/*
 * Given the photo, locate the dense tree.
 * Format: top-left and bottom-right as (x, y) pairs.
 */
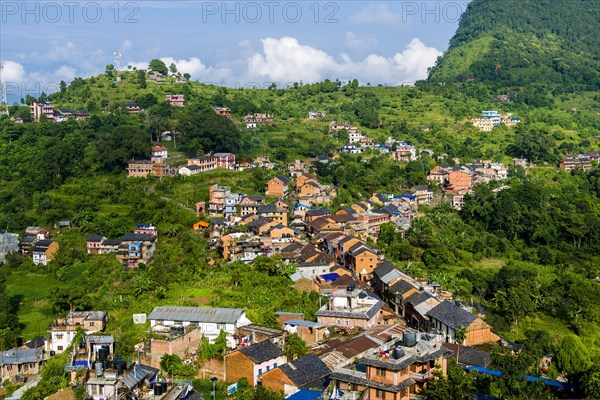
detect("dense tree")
(0, 271), (21, 348)
(92, 125), (151, 172)
(422, 360), (476, 400)
(177, 107), (241, 156)
(581, 366), (600, 399)
(149, 59), (168, 75)
(284, 333), (307, 360)
(555, 335), (591, 377)
(508, 124), (560, 163)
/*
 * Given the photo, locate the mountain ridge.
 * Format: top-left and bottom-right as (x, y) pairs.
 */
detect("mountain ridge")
(427, 0), (600, 89)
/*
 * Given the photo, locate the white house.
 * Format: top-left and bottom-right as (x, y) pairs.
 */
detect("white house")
(46, 311), (108, 354)
(152, 145), (168, 158)
(178, 165), (202, 176)
(148, 306), (252, 343)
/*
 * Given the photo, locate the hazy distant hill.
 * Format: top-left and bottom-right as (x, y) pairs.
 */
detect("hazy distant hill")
(427, 0), (600, 89)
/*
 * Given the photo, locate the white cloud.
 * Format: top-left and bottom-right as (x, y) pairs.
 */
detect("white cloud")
(160, 57), (231, 81)
(121, 40), (133, 51)
(46, 41), (77, 61)
(345, 32), (378, 50)
(247, 37), (337, 83)
(3, 36), (441, 102)
(1, 60), (87, 101)
(126, 57), (231, 82)
(244, 36), (441, 85)
(390, 38), (443, 82)
(126, 61), (149, 71)
(350, 4), (398, 25)
(1, 61), (26, 83)
(54, 65), (78, 82)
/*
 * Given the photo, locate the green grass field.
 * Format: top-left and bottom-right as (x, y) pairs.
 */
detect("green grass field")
(6, 271), (64, 340)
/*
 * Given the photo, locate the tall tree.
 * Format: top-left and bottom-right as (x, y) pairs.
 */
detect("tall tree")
(149, 59), (168, 75)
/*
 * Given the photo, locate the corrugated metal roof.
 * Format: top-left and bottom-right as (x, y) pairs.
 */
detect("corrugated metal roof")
(0, 348), (43, 365)
(284, 319), (326, 328)
(86, 335), (114, 344)
(148, 306), (245, 324)
(121, 364), (158, 389)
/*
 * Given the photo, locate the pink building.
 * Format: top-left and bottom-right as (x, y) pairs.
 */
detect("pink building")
(213, 153), (236, 169)
(166, 94), (185, 107)
(30, 101), (55, 122)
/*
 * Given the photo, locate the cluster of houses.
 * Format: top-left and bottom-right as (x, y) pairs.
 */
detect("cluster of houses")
(471, 110), (520, 132)
(4, 255), (560, 400)
(428, 161), (509, 209)
(204, 174), (433, 266)
(338, 135), (418, 161)
(29, 101), (90, 122)
(8, 226), (60, 266)
(86, 224), (158, 267)
(2, 165), (563, 399)
(559, 151), (600, 172)
(124, 94), (184, 115)
(1, 308), (202, 400)
(329, 121), (374, 146)
(11, 242), (500, 398)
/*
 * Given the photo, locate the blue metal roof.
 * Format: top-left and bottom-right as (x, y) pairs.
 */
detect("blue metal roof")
(286, 390), (323, 400)
(319, 273), (340, 282)
(284, 319), (326, 328)
(464, 366), (575, 389)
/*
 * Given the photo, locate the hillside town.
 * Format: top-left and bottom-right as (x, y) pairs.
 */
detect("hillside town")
(1, 10), (599, 398)
(1, 145), (582, 400)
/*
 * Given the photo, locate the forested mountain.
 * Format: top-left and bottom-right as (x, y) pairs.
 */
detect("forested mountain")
(427, 0), (600, 90)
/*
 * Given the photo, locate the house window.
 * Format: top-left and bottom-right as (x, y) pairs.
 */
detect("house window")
(344, 320), (349, 326)
(266, 366), (270, 372)
(376, 367), (386, 377)
(274, 363), (277, 368)
(58, 346), (64, 351)
(56, 334), (63, 339)
(336, 319), (341, 325)
(89, 322), (95, 326)
(375, 389), (385, 399)
(258, 368), (262, 375)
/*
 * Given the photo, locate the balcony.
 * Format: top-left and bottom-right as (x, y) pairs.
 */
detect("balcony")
(410, 371), (433, 381)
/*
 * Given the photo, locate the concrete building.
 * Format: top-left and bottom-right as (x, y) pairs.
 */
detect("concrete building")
(46, 311), (108, 354)
(148, 306), (252, 343)
(316, 288), (385, 330)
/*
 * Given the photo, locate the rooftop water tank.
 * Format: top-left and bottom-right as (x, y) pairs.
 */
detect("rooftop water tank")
(403, 331), (417, 347)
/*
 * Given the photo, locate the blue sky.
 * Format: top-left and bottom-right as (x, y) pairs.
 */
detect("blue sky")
(1, 1), (470, 101)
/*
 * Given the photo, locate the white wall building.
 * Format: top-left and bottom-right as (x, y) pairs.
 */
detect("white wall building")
(148, 306), (252, 343)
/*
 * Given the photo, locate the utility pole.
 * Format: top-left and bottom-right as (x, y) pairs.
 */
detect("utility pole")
(113, 52), (122, 108)
(0, 60), (9, 116)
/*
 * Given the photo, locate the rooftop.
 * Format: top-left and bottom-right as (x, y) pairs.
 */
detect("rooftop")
(426, 300), (477, 330)
(148, 306), (246, 325)
(238, 340), (283, 364)
(0, 348), (44, 365)
(360, 333), (451, 371)
(278, 353), (331, 387)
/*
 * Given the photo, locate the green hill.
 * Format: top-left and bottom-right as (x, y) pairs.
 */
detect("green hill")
(427, 0), (600, 89)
